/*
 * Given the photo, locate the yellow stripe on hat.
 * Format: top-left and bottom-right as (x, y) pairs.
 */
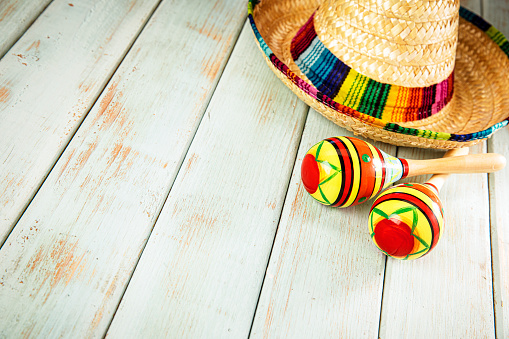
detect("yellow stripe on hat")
(334, 70), (369, 109)
(380, 86), (399, 121)
(350, 73), (369, 111)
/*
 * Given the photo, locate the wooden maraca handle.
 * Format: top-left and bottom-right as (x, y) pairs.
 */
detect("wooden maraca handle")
(425, 147), (469, 192)
(406, 153), (506, 177)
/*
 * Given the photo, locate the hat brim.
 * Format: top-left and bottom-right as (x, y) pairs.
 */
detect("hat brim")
(248, 0), (509, 149)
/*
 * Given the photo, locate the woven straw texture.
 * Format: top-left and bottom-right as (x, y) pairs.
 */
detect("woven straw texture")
(250, 0), (509, 149)
(314, 0), (459, 87)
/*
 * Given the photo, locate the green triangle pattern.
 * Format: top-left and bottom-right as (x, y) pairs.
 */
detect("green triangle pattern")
(312, 141), (342, 205)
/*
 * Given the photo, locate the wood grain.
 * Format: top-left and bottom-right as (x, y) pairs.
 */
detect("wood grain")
(106, 21), (308, 338)
(0, 0), (506, 336)
(249, 111), (395, 338)
(0, 0), (245, 337)
(0, 0), (53, 58)
(488, 131), (509, 339)
(379, 142), (495, 338)
(484, 0), (509, 337)
(0, 0), (160, 245)
(405, 153), (506, 177)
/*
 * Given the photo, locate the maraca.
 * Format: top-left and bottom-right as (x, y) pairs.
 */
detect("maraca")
(368, 147), (468, 260)
(301, 136), (505, 208)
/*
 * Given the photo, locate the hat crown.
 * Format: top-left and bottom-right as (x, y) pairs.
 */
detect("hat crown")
(314, 0), (460, 87)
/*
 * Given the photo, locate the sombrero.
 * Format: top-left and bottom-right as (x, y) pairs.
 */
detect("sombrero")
(248, 0), (509, 148)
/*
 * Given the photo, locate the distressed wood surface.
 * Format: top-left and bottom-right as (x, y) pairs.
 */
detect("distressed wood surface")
(106, 22), (308, 338)
(379, 143), (495, 338)
(0, 0), (508, 337)
(0, 0), (245, 337)
(484, 0), (509, 337)
(249, 112), (393, 338)
(0, 0), (161, 245)
(489, 132), (509, 339)
(0, 0), (53, 58)
(489, 131), (509, 339)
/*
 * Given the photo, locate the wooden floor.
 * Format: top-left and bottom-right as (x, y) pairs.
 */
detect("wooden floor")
(0, 0), (508, 337)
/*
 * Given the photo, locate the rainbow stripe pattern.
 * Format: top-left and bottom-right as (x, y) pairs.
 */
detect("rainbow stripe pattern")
(248, 0), (509, 142)
(369, 183), (444, 260)
(301, 137), (408, 208)
(290, 13), (454, 122)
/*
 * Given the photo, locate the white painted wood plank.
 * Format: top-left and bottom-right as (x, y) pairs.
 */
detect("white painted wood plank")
(106, 22), (308, 339)
(0, 0), (246, 337)
(489, 130), (509, 339)
(461, 0), (482, 12)
(484, 0), (509, 337)
(489, 131), (509, 339)
(249, 111), (395, 338)
(0, 0), (161, 244)
(379, 142), (495, 338)
(0, 0), (53, 58)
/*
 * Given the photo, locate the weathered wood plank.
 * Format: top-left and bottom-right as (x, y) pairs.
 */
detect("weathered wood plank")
(379, 142), (495, 338)
(0, 0), (161, 245)
(0, 0), (53, 58)
(461, 0), (482, 12)
(249, 111), (395, 338)
(484, 0), (509, 337)
(106, 22), (308, 338)
(488, 130), (509, 339)
(0, 0), (246, 337)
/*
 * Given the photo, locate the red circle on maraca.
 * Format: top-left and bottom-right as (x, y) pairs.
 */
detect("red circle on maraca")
(369, 182), (445, 260)
(373, 218), (415, 257)
(301, 153), (320, 194)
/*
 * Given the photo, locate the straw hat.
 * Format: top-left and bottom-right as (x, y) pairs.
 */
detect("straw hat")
(248, 0), (509, 148)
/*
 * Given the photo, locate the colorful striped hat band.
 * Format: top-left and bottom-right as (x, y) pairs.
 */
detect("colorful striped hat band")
(290, 13), (454, 123)
(248, 0), (509, 148)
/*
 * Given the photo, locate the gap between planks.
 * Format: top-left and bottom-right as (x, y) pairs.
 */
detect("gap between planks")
(246, 105), (311, 338)
(0, 0), (248, 337)
(103, 13), (247, 335)
(0, 0), (54, 59)
(0, 0), (166, 251)
(0, 0), (164, 246)
(105, 19), (310, 338)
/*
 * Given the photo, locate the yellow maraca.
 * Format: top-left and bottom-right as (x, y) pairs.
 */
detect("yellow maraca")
(301, 137), (505, 208)
(368, 148), (469, 260)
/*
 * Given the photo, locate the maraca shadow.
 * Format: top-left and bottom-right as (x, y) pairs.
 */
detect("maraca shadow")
(301, 137), (408, 208)
(369, 183), (444, 260)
